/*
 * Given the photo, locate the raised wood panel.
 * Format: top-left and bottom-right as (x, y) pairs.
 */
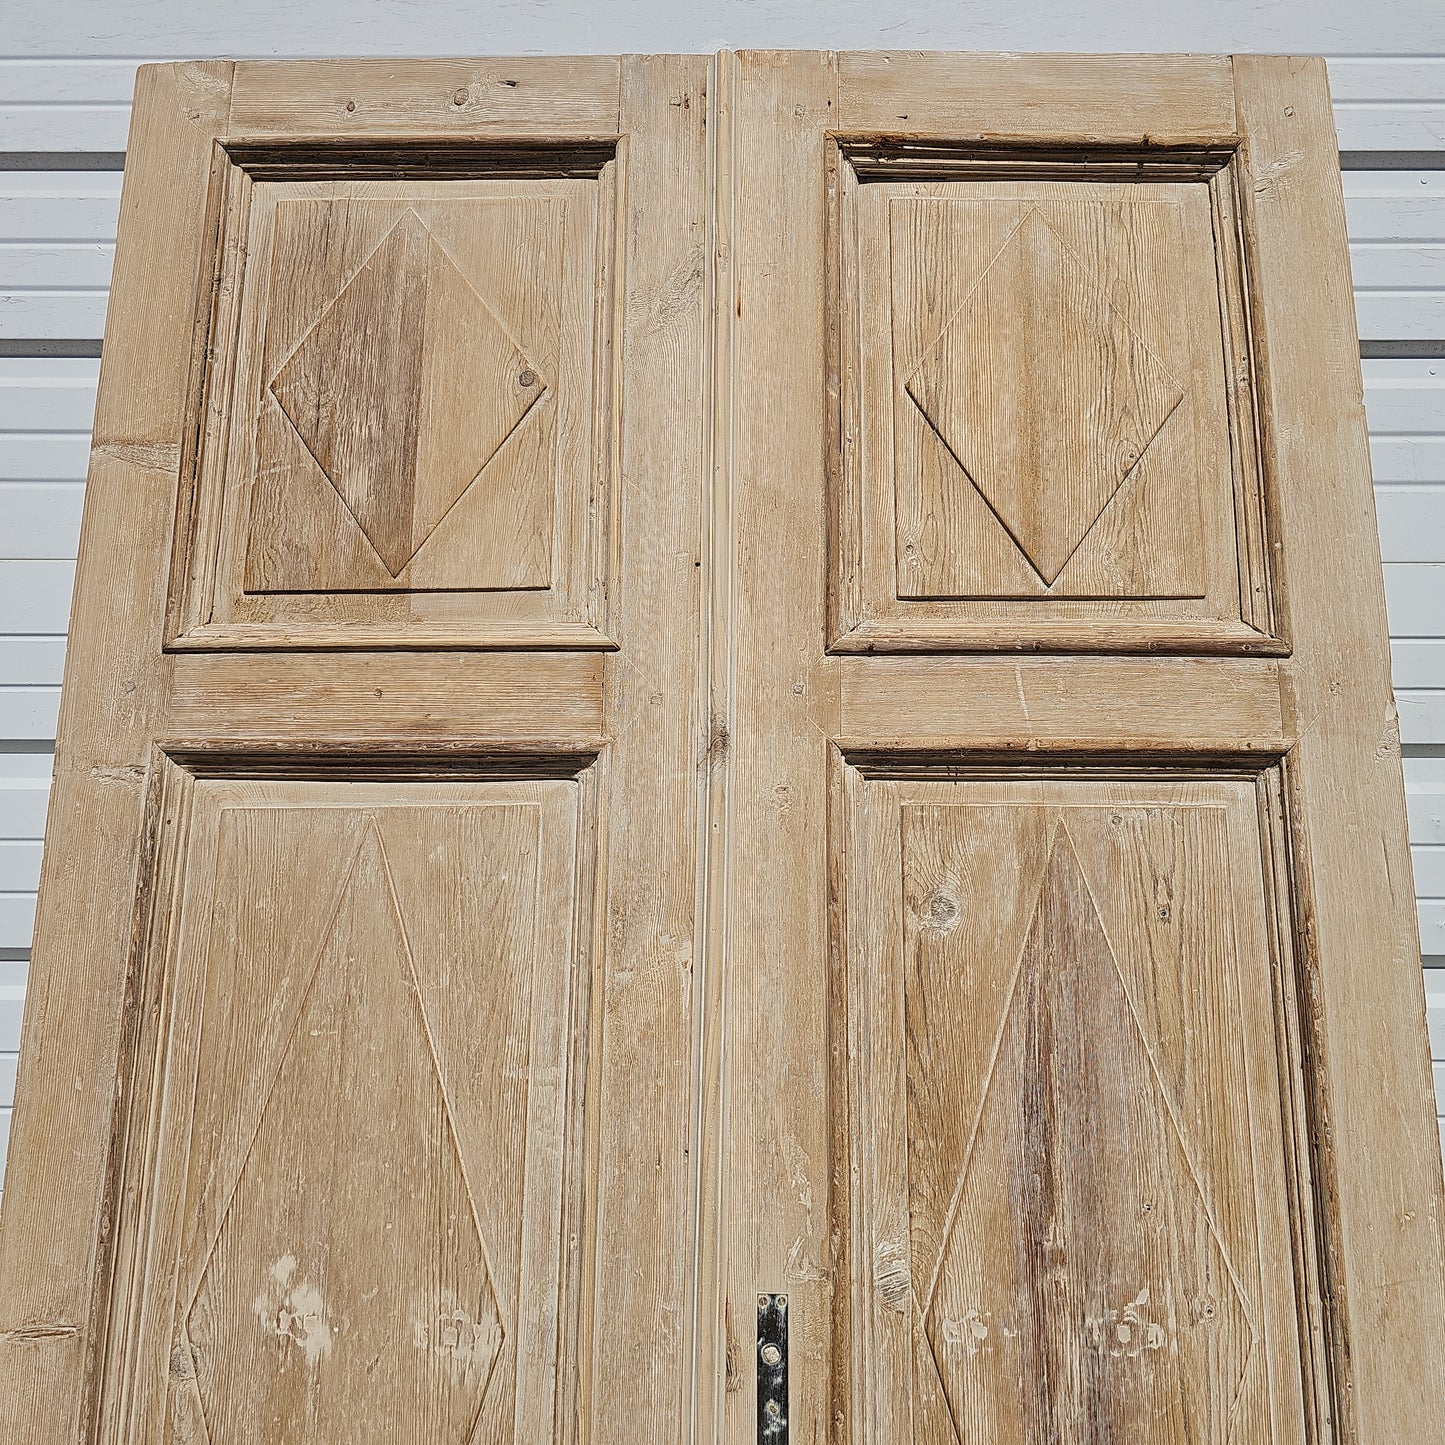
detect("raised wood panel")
(172, 157), (619, 650)
(99, 767), (596, 1445)
(837, 770), (1316, 1444)
(831, 151), (1278, 654)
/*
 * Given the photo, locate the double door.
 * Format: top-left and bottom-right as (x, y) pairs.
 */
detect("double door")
(1, 50), (1441, 1445)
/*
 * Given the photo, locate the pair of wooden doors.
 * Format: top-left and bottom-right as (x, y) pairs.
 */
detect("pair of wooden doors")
(1, 49), (1442, 1445)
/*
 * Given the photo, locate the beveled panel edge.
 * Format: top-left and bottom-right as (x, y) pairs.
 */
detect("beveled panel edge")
(825, 750), (1339, 1442)
(89, 751), (605, 1443)
(164, 136), (624, 654)
(825, 137), (1285, 658)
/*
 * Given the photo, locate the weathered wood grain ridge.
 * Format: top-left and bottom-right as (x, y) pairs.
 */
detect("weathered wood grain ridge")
(0, 50), (1440, 1445)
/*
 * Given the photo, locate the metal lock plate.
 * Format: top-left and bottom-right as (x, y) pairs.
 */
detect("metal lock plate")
(757, 1293), (787, 1445)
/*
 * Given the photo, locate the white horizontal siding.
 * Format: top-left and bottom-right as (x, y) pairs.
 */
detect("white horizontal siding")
(1330, 58), (1445, 149)
(1344, 171), (1445, 340)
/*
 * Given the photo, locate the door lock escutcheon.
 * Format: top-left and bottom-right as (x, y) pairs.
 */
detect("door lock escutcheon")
(757, 1293), (787, 1444)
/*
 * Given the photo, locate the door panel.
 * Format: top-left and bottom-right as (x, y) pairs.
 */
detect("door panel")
(837, 168), (1266, 645)
(107, 774), (593, 1445)
(715, 48), (1445, 1445)
(837, 775), (1310, 1444)
(174, 160), (617, 648)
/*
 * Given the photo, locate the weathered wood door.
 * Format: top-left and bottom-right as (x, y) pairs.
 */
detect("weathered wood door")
(0, 56), (713, 1445)
(701, 50), (1445, 1445)
(2, 50), (1443, 1445)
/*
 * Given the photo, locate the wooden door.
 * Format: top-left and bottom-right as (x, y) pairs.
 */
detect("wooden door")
(703, 49), (1445, 1445)
(2, 50), (1443, 1445)
(0, 57), (714, 1445)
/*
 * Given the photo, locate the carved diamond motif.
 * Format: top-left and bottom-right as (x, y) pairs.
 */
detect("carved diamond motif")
(184, 822), (505, 1445)
(905, 208), (1185, 586)
(269, 209), (545, 577)
(915, 827), (1253, 1443)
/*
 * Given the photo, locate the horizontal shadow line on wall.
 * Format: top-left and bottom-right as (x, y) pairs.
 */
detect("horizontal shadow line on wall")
(0, 340), (102, 358)
(1360, 340), (1445, 358)
(0, 151), (126, 171)
(1340, 150), (1445, 170)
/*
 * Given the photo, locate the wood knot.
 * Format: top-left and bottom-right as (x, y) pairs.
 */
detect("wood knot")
(920, 889), (959, 930)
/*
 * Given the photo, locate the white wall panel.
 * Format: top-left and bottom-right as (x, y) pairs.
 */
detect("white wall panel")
(0, 638), (65, 687)
(0, 484), (85, 558)
(0, 689), (61, 740)
(0, 895), (36, 953)
(0, 560), (75, 634)
(0, 777), (48, 836)
(0, 358), (100, 430)
(1395, 641), (1445, 687)
(0, 843), (40, 894)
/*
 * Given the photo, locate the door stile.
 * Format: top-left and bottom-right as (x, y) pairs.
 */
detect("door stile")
(693, 46), (741, 1445)
(1232, 57), (1445, 1441)
(717, 47), (847, 1445)
(0, 64), (237, 1445)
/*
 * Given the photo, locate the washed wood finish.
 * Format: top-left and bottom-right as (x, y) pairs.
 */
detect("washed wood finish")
(835, 155), (1274, 653)
(2, 48), (1442, 1445)
(174, 160), (616, 648)
(0, 56), (712, 1445)
(838, 777), (1308, 1444)
(712, 48), (1443, 1445)
(108, 776), (590, 1445)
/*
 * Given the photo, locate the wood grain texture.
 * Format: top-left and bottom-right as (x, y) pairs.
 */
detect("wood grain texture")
(835, 52), (1237, 139)
(102, 776), (590, 1445)
(840, 657), (1288, 756)
(832, 151), (1276, 653)
(176, 161), (617, 649)
(715, 47), (844, 1445)
(0, 63), (235, 1445)
(837, 776), (1310, 1445)
(229, 56), (623, 139)
(0, 54), (711, 1445)
(583, 53), (711, 1445)
(3, 47), (1442, 1445)
(1232, 55), (1445, 1439)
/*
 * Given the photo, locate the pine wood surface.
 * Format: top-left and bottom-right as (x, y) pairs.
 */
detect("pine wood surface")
(0, 48), (1440, 1445)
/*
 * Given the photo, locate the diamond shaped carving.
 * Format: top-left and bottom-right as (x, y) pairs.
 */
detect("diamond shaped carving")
(913, 828), (1253, 1443)
(269, 209), (545, 577)
(184, 822), (505, 1445)
(905, 208), (1185, 586)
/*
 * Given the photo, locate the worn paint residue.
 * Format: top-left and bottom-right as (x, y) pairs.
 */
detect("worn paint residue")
(939, 1307), (991, 1357)
(1085, 1285), (1172, 1359)
(252, 1254), (333, 1367)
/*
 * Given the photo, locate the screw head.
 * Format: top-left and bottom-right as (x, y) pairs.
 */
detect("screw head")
(760, 1342), (782, 1367)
